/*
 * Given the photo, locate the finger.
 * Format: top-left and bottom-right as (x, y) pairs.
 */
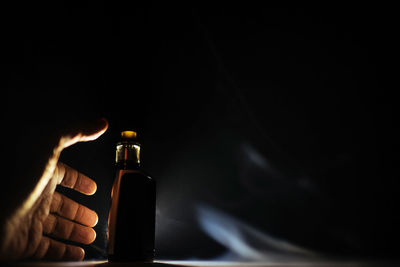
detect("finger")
(78, 117), (109, 142)
(61, 118), (109, 149)
(51, 192), (98, 227)
(33, 236), (85, 261)
(57, 163), (97, 195)
(43, 214), (96, 245)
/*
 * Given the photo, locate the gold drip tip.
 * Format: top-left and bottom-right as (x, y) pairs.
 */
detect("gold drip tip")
(121, 130), (137, 139)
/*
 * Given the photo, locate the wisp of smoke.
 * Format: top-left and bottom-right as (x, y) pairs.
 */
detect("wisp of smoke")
(196, 204), (319, 262)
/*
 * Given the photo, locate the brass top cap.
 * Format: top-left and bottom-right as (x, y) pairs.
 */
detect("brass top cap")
(121, 130), (137, 139)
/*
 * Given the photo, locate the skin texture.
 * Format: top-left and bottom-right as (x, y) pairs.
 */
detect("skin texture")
(0, 118), (108, 261)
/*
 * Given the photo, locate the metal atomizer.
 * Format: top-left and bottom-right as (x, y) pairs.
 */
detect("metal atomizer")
(107, 131), (156, 262)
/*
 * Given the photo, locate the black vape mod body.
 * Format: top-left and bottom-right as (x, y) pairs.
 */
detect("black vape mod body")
(108, 131), (156, 262)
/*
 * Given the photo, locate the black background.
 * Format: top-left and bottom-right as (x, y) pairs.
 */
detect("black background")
(2, 3), (400, 261)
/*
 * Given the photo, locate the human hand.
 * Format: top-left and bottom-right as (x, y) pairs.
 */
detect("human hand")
(0, 118), (108, 261)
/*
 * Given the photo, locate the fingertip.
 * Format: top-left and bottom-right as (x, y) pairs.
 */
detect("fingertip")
(93, 212), (99, 227)
(78, 247), (85, 261)
(86, 228), (97, 244)
(91, 228), (97, 243)
(79, 117), (109, 142)
(94, 117), (109, 136)
(87, 181), (97, 195)
(82, 179), (97, 196)
(88, 210), (99, 227)
(99, 117), (109, 130)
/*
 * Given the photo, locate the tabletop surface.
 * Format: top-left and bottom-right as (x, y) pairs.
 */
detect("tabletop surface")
(1, 259), (400, 267)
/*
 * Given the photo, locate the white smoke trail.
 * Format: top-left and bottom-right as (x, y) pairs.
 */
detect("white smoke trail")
(196, 204), (318, 262)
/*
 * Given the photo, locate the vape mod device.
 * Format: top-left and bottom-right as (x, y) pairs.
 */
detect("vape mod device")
(108, 131), (156, 262)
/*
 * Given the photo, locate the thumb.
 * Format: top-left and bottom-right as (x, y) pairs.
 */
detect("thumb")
(59, 118), (109, 149)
